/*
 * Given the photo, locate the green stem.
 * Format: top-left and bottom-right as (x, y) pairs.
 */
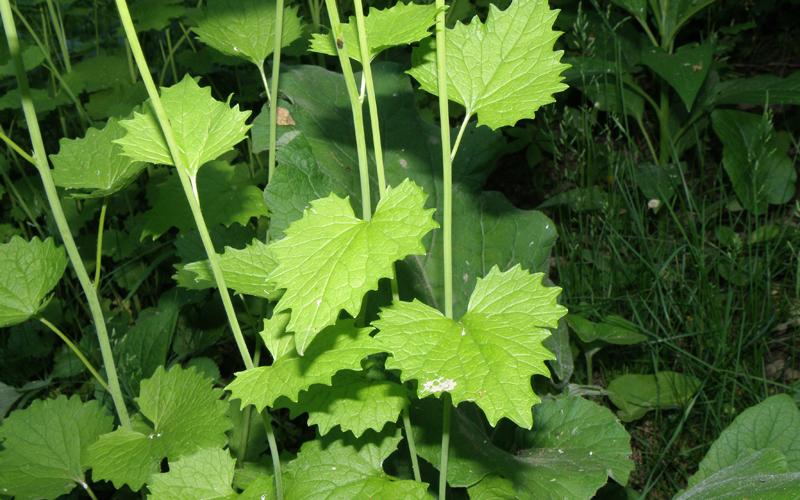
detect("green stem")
(257, 64), (272, 108)
(434, 0), (453, 320)
(439, 393), (452, 499)
(39, 317), (110, 392)
(45, 0), (70, 72)
(267, 0), (285, 182)
(434, 1), (453, 497)
(450, 113), (470, 162)
(322, 0), (372, 220)
(94, 199), (108, 290)
(113, 0), (253, 368)
(262, 410), (283, 499)
(0, 0), (131, 428)
(401, 408), (422, 482)
(0, 129), (36, 165)
(112, 1), (282, 492)
(81, 480), (99, 500)
(352, 0), (387, 197)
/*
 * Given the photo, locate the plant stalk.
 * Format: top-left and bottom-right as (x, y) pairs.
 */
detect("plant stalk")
(112, 1), (282, 495)
(39, 317), (110, 392)
(322, 0), (372, 220)
(401, 408), (422, 482)
(94, 198), (108, 290)
(434, 0), (453, 496)
(0, 0), (131, 428)
(267, 0), (285, 181)
(352, 0), (387, 196)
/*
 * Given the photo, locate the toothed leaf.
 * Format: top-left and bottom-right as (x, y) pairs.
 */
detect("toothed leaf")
(116, 75), (251, 177)
(147, 448), (236, 499)
(194, 0), (304, 67)
(309, 2), (436, 63)
(269, 179), (437, 354)
(87, 366), (231, 491)
(0, 236), (67, 328)
(408, 0), (569, 129)
(51, 118), (148, 198)
(284, 370), (408, 437)
(375, 265), (566, 428)
(226, 321), (382, 411)
(177, 239), (278, 299)
(0, 396), (113, 500)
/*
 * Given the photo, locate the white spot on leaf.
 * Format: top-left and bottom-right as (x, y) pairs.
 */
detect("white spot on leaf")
(421, 377), (456, 394)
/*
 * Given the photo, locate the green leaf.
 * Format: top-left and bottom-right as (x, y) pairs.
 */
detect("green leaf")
(607, 371), (700, 422)
(116, 292), (180, 394)
(141, 162), (268, 239)
(0, 396), (113, 500)
(566, 314), (647, 345)
(413, 396), (632, 497)
(86, 83), (148, 120)
(177, 239), (278, 299)
(147, 448), (236, 499)
(641, 43), (713, 110)
(194, 0), (304, 67)
(0, 236), (67, 328)
(715, 71), (800, 106)
(64, 53), (132, 94)
(51, 117), (148, 198)
(279, 426), (428, 499)
(116, 75), (251, 178)
(688, 394), (800, 487)
(259, 310), (293, 361)
(128, 0), (186, 32)
(87, 365), (231, 490)
(309, 2), (436, 63)
(578, 80), (644, 120)
(284, 370), (408, 437)
(610, 0), (647, 22)
(270, 64), (557, 316)
(375, 265), (566, 428)
(655, 0), (716, 45)
(408, 0), (568, 129)
(226, 320), (382, 411)
(676, 448), (800, 499)
(711, 109), (797, 214)
(269, 179), (437, 354)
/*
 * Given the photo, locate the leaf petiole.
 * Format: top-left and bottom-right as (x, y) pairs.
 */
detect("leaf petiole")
(39, 317), (110, 392)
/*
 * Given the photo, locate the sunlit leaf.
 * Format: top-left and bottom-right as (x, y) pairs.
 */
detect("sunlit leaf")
(147, 448), (236, 499)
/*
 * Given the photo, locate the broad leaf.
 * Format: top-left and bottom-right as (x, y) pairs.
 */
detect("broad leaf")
(269, 179), (437, 354)
(641, 43), (713, 110)
(116, 292), (180, 394)
(611, 0), (647, 22)
(51, 117), (147, 198)
(64, 53), (132, 94)
(277, 426), (428, 499)
(0, 237), (67, 328)
(414, 396), (632, 497)
(226, 321), (382, 411)
(0, 396), (113, 500)
(408, 0), (569, 129)
(177, 239), (278, 299)
(259, 310), (293, 361)
(87, 365), (231, 490)
(117, 75), (251, 178)
(607, 371), (700, 422)
(309, 2), (436, 63)
(687, 394), (800, 486)
(375, 265), (566, 428)
(566, 314), (647, 345)
(711, 109), (797, 214)
(141, 162), (268, 239)
(715, 71), (800, 106)
(194, 0), (304, 67)
(654, 0), (716, 45)
(268, 64), (557, 316)
(284, 370), (408, 437)
(147, 448), (236, 499)
(128, 0), (186, 32)
(676, 448), (800, 499)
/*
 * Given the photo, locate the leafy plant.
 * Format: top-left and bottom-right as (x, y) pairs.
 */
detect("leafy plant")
(0, 0), (797, 498)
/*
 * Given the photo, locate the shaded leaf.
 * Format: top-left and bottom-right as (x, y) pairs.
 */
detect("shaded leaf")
(0, 396), (113, 499)
(194, 0), (304, 67)
(148, 448), (236, 499)
(51, 118), (147, 198)
(607, 371), (700, 422)
(227, 321), (382, 411)
(642, 43), (714, 110)
(0, 237), (67, 328)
